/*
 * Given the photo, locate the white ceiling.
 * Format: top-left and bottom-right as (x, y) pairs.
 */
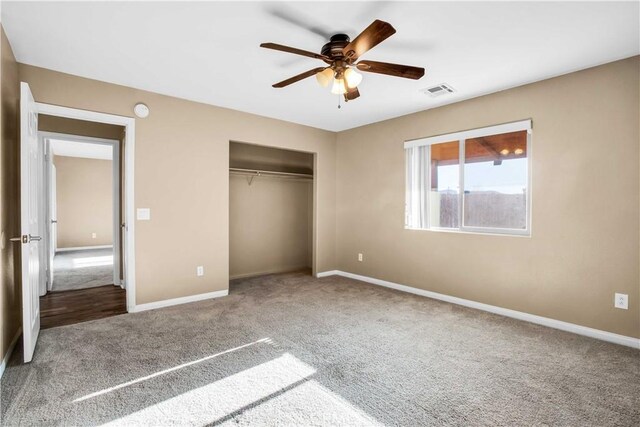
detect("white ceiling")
(2, 2), (638, 132)
(50, 139), (113, 160)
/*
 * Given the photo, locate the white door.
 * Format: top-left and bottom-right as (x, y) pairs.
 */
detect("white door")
(20, 82), (41, 363)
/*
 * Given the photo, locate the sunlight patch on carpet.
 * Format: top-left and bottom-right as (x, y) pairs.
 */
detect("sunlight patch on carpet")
(95, 353), (331, 426)
(74, 337), (272, 402)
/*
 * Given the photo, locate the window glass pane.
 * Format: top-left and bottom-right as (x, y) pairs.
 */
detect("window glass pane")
(463, 130), (528, 229)
(430, 141), (459, 228)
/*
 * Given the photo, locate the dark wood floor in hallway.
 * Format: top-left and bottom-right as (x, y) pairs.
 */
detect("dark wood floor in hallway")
(40, 285), (127, 329)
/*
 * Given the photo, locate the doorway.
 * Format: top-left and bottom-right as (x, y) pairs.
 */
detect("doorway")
(43, 131), (121, 292)
(38, 120), (125, 328)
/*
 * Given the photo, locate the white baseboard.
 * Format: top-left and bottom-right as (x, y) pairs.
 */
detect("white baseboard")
(57, 245), (113, 252)
(316, 270), (339, 278)
(231, 266), (311, 280)
(0, 327), (22, 380)
(319, 270), (640, 350)
(132, 289), (229, 313)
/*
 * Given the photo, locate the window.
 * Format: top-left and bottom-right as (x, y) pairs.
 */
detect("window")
(405, 120), (531, 236)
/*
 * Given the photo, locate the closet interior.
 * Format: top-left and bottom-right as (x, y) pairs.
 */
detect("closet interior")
(229, 141), (314, 280)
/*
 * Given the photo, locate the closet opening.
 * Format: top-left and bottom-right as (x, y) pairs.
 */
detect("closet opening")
(229, 141), (315, 284)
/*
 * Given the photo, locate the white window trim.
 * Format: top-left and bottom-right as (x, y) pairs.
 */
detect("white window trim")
(404, 119), (532, 149)
(405, 119), (532, 237)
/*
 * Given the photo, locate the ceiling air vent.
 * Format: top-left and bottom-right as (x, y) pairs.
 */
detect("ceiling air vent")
(423, 83), (455, 97)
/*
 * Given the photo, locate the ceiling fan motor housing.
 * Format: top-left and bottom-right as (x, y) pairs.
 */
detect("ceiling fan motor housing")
(321, 34), (351, 60)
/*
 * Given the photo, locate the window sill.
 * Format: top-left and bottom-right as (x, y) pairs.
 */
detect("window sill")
(404, 226), (531, 238)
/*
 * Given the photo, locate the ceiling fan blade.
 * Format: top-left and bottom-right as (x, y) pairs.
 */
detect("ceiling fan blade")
(344, 87), (360, 101)
(356, 60), (425, 80)
(342, 20), (396, 60)
(266, 7), (333, 40)
(272, 67), (328, 88)
(261, 43), (330, 62)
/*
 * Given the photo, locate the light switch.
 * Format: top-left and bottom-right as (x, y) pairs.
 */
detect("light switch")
(137, 208), (151, 221)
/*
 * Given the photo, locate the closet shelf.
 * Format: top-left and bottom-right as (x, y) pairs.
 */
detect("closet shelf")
(229, 167), (313, 180)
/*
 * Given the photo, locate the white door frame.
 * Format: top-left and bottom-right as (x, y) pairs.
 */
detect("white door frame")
(47, 160), (57, 291)
(36, 103), (136, 312)
(40, 132), (122, 289)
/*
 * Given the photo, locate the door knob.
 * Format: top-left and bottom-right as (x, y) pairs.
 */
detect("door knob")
(11, 235), (41, 243)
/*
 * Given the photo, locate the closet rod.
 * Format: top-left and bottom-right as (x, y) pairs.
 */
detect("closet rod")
(229, 167), (313, 179)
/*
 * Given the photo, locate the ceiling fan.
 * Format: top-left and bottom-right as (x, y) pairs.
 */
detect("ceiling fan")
(260, 20), (425, 102)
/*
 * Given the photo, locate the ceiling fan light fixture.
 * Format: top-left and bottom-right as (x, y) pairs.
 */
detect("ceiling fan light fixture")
(344, 67), (363, 89)
(316, 68), (334, 87)
(331, 78), (347, 95)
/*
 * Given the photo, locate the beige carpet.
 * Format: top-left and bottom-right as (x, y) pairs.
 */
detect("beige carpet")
(2, 271), (638, 426)
(52, 248), (114, 291)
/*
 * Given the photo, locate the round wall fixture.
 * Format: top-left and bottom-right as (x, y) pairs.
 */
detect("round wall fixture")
(134, 103), (150, 118)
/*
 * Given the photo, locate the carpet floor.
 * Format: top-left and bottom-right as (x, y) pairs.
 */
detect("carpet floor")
(1, 272), (638, 426)
(52, 248), (114, 292)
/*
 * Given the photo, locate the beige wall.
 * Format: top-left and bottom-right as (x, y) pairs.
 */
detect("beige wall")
(230, 176), (312, 279)
(336, 56), (640, 338)
(18, 64), (337, 305)
(53, 155), (113, 248)
(40, 115), (124, 140)
(0, 27), (21, 364)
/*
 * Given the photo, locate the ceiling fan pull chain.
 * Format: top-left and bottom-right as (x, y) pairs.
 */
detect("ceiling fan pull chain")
(338, 95), (341, 109)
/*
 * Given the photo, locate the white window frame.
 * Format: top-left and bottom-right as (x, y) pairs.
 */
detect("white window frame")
(405, 119), (532, 237)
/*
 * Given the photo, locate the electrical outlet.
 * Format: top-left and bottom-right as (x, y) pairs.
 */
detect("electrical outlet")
(91, 233), (97, 239)
(358, 253), (363, 262)
(614, 293), (628, 310)
(196, 266), (204, 277)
